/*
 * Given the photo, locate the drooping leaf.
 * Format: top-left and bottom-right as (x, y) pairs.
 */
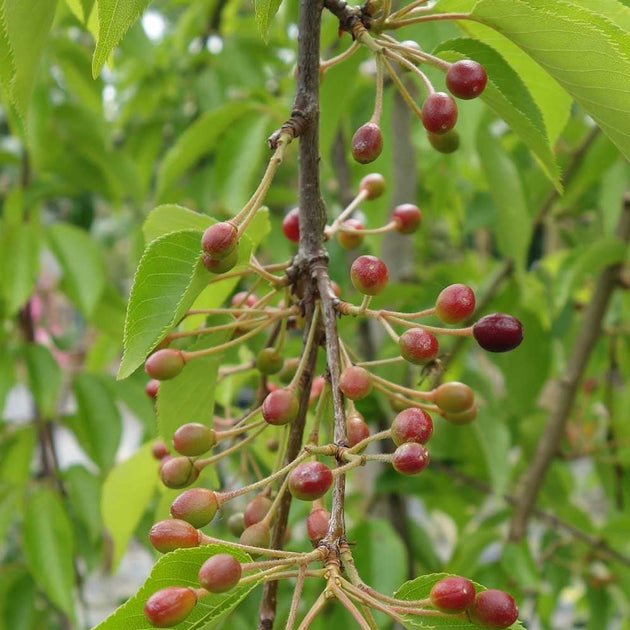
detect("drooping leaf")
(22, 344), (62, 418)
(434, 38), (559, 185)
(155, 102), (257, 201)
(47, 223), (106, 318)
(63, 465), (103, 544)
(476, 121), (531, 275)
(102, 442), (158, 571)
(23, 487), (75, 621)
(254, 0), (282, 42)
(93, 545), (260, 630)
(1, 0), (57, 118)
(470, 0), (630, 162)
(118, 229), (208, 379)
(92, 0), (153, 77)
(68, 373), (122, 471)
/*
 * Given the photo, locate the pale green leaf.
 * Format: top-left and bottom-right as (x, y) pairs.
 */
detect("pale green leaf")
(434, 38), (559, 186)
(476, 121), (531, 274)
(2, 0), (57, 118)
(0, 426), (36, 485)
(157, 322), (231, 444)
(93, 545), (259, 630)
(143, 205), (212, 244)
(395, 573), (525, 629)
(47, 223), (106, 318)
(117, 229), (208, 379)
(23, 487), (75, 621)
(92, 0), (152, 77)
(472, 406), (510, 496)
(0, 221), (39, 317)
(69, 373), (122, 471)
(0, 2), (14, 94)
(156, 102), (256, 201)
(22, 344), (62, 419)
(254, 0), (282, 42)
(102, 442), (158, 571)
(63, 465), (102, 544)
(471, 0), (630, 162)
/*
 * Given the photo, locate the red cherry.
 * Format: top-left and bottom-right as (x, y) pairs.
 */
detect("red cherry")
(282, 207), (300, 242)
(337, 219), (365, 249)
(422, 92), (458, 134)
(339, 365), (372, 400)
(149, 519), (200, 553)
(347, 413), (370, 447)
(359, 173), (386, 200)
(145, 349), (185, 381)
(231, 291), (258, 309)
(351, 122), (383, 164)
(144, 586), (197, 627)
(468, 589), (518, 628)
(473, 313), (523, 352)
(146, 379), (160, 399)
(289, 461), (333, 501)
(391, 204), (422, 234)
(170, 488), (219, 528)
(350, 255), (389, 296)
(306, 508), (330, 543)
(198, 553), (242, 593)
(173, 423), (216, 457)
(201, 221), (238, 259)
(159, 456), (199, 489)
(392, 442), (429, 475)
(244, 495), (273, 527)
(446, 60), (487, 100)
(399, 328), (438, 364)
(262, 388), (299, 425)
(152, 440), (169, 460)
(391, 408), (433, 446)
(435, 284), (476, 324)
(429, 576), (476, 612)
(433, 382), (474, 414)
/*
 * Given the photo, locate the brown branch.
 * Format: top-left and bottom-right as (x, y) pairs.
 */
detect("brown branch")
(508, 193), (630, 541)
(432, 461), (630, 568)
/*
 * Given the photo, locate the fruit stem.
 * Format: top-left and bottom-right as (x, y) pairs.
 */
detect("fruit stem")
(215, 416), (266, 441)
(331, 584), (373, 630)
(242, 549), (324, 573)
(387, 0), (431, 21)
(358, 295), (372, 315)
(385, 12), (471, 29)
(381, 56), (426, 120)
(378, 34), (452, 72)
(320, 40), (360, 73)
(346, 429), (392, 454)
(285, 564), (308, 630)
(289, 304), (321, 388)
(339, 220), (396, 235)
(307, 380), (331, 445)
(295, 590), (327, 630)
(377, 314), (400, 342)
(370, 54), (385, 125)
(198, 533), (307, 558)
(166, 316), (270, 340)
(370, 374), (435, 401)
(196, 425), (267, 471)
(384, 48), (435, 95)
(328, 189), (369, 235)
(385, 315), (474, 336)
(249, 255), (288, 286)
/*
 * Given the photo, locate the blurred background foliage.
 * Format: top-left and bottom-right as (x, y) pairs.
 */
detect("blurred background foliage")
(0, 0), (629, 628)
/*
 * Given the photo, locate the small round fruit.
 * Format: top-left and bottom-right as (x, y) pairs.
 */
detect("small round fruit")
(227, 512), (245, 537)
(144, 586), (197, 627)
(278, 357), (299, 384)
(173, 423), (216, 457)
(309, 375), (326, 405)
(201, 221), (238, 259)
(435, 284), (476, 324)
(359, 173), (386, 200)
(468, 589), (518, 628)
(391, 408), (433, 446)
(427, 129), (460, 153)
(307, 508), (330, 543)
(145, 349), (185, 381)
(337, 219), (365, 249)
(352, 122), (383, 164)
(399, 328), (439, 364)
(170, 488), (219, 528)
(198, 554), (242, 593)
(160, 456), (199, 489)
(146, 379), (160, 399)
(152, 440), (169, 460)
(149, 519), (200, 553)
(442, 404), (478, 425)
(446, 60), (487, 100)
(244, 495), (273, 528)
(202, 247), (238, 274)
(433, 382), (474, 414)
(339, 365), (372, 401)
(392, 442), (429, 475)
(473, 313), (523, 352)
(392, 204), (422, 234)
(347, 413), (370, 447)
(239, 522), (271, 549)
(256, 348), (284, 375)
(289, 461), (333, 501)
(430, 576), (476, 612)
(350, 255), (389, 296)
(262, 388), (299, 425)
(422, 92), (458, 134)
(282, 207), (300, 242)
(231, 291), (258, 309)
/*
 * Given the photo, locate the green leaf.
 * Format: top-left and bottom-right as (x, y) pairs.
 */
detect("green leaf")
(102, 442), (158, 571)
(157, 322), (231, 444)
(1, 0), (57, 118)
(63, 465), (102, 544)
(117, 229), (209, 379)
(395, 573), (525, 629)
(434, 38), (559, 186)
(254, 0), (282, 42)
(143, 205), (212, 244)
(0, 221), (39, 317)
(92, 0), (152, 77)
(93, 546), (260, 630)
(470, 0), (630, 163)
(473, 405), (510, 496)
(476, 121), (531, 275)
(155, 102), (256, 201)
(22, 344), (62, 419)
(69, 373), (122, 471)
(23, 487), (75, 621)
(0, 426), (36, 485)
(47, 223), (106, 318)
